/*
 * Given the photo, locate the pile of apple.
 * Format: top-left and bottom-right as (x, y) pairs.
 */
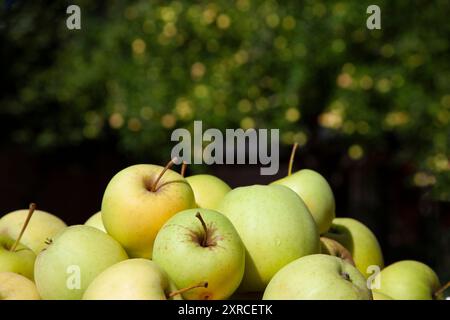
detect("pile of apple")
(0, 145), (448, 300)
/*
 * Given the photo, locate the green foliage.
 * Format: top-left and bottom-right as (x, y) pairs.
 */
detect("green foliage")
(2, 0), (450, 198)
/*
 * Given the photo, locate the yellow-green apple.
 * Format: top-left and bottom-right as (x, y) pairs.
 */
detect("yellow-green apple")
(84, 212), (105, 232)
(0, 204), (37, 280)
(271, 169), (335, 234)
(0, 235), (35, 280)
(324, 217), (384, 278)
(217, 184), (319, 292)
(152, 208), (245, 300)
(34, 225), (128, 300)
(185, 175), (231, 209)
(0, 208), (66, 254)
(372, 291), (393, 300)
(101, 163), (195, 258)
(263, 254), (372, 300)
(373, 260), (443, 300)
(83, 259), (187, 300)
(0, 272), (40, 300)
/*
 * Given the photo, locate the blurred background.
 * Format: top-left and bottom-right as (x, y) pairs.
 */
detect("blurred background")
(0, 1), (449, 281)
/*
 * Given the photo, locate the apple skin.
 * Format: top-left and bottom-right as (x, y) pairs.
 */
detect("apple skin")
(323, 217), (384, 278)
(0, 272), (40, 300)
(186, 175), (231, 210)
(83, 259), (181, 300)
(84, 212), (105, 233)
(152, 208), (245, 300)
(217, 184), (319, 293)
(271, 169), (335, 234)
(34, 225), (128, 300)
(373, 260), (441, 300)
(0, 235), (36, 280)
(263, 254), (372, 300)
(372, 291), (393, 300)
(101, 164), (195, 258)
(0, 209), (67, 254)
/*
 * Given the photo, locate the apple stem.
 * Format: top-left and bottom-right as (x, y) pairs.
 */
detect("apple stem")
(151, 157), (178, 192)
(168, 281), (208, 298)
(288, 142), (299, 176)
(434, 280), (450, 298)
(10, 203), (36, 252)
(320, 237), (356, 266)
(181, 161), (187, 177)
(195, 212), (209, 247)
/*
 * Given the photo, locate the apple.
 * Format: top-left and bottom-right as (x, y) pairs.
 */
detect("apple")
(0, 207), (66, 254)
(101, 162), (195, 258)
(82, 258), (192, 300)
(185, 175), (231, 209)
(84, 212), (105, 233)
(323, 217), (384, 278)
(0, 203), (37, 280)
(271, 169), (335, 235)
(372, 291), (393, 300)
(0, 272), (40, 300)
(34, 225), (128, 300)
(0, 235), (35, 280)
(217, 184), (319, 292)
(263, 254), (372, 300)
(373, 260), (443, 300)
(152, 208), (245, 300)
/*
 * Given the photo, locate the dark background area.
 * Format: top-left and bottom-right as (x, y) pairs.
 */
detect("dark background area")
(0, 0), (449, 282)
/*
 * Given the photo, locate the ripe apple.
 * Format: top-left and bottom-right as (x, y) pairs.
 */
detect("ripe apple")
(84, 212), (105, 232)
(101, 163), (195, 258)
(0, 208), (66, 254)
(0, 235), (35, 280)
(34, 225), (128, 300)
(83, 259), (187, 300)
(271, 169), (335, 235)
(217, 184), (319, 292)
(152, 208), (245, 300)
(323, 217), (384, 278)
(263, 254), (372, 300)
(185, 174), (231, 209)
(0, 203), (37, 280)
(373, 260), (442, 300)
(0, 272), (40, 300)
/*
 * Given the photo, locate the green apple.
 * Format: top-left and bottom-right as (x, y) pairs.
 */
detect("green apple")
(84, 212), (105, 232)
(186, 174), (231, 209)
(34, 225), (128, 300)
(373, 260), (442, 300)
(83, 258), (185, 300)
(324, 217), (384, 278)
(271, 169), (335, 234)
(101, 163), (195, 258)
(0, 208), (66, 254)
(217, 184), (319, 292)
(153, 208), (245, 300)
(372, 291), (393, 300)
(263, 254), (372, 300)
(0, 235), (35, 280)
(0, 272), (40, 300)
